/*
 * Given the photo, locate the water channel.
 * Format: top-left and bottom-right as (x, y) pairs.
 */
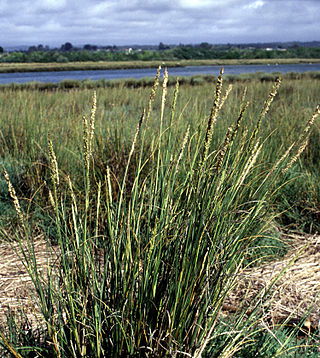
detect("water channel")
(0, 63), (319, 84)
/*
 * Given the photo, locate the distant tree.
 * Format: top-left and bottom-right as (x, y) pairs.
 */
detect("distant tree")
(5, 51), (27, 62)
(158, 42), (169, 51)
(28, 46), (37, 53)
(84, 44), (98, 51)
(61, 42), (73, 51)
(199, 42), (211, 49)
(56, 54), (69, 63)
(0, 46), (3, 53)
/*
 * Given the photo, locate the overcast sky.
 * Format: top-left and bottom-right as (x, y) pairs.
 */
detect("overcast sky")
(0, 0), (319, 48)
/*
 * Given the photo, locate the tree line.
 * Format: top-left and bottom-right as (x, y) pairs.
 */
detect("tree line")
(0, 42), (319, 63)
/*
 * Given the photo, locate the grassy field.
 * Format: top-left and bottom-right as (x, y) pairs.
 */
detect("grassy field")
(1, 57), (320, 73)
(0, 69), (320, 356)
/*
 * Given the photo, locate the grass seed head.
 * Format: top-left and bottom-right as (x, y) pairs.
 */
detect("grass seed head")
(2, 166), (25, 228)
(203, 67), (224, 162)
(216, 126), (233, 173)
(283, 135), (310, 174)
(218, 84), (233, 111)
(145, 65), (161, 125)
(83, 114), (89, 161)
(160, 67), (169, 125)
(303, 104), (320, 136)
(230, 101), (249, 144)
(241, 86), (248, 104)
(259, 77), (281, 124)
(89, 90), (96, 142)
(47, 134), (59, 186)
(176, 126), (190, 170)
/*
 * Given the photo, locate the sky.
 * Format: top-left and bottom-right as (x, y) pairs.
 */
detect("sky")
(0, 0), (319, 48)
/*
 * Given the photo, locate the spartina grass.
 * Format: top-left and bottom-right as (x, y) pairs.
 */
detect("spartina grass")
(230, 100), (249, 143)
(302, 104), (320, 137)
(249, 77), (281, 147)
(160, 67), (168, 126)
(218, 84), (233, 112)
(202, 67), (224, 163)
(175, 125), (190, 172)
(216, 126), (233, 173)
(281, 104), (319, 174)
(83, 91), (96, 196)
(89, 90), (96, 143)
(47, 135), (59, 187)
(241, 85), (248, 104)
(236, 139), (262, 189)
(1, 70), (320, 357)
(1, 166), (25, 230)
(283, 134), (311, 174)
(145, 65), (161, 126)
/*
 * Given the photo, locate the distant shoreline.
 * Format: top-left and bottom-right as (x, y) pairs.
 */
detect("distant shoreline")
(1, 58), (320, 73)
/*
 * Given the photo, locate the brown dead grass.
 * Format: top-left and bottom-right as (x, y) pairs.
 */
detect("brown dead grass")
(224, 232), (320, 331)
(0, 235), (56, 329)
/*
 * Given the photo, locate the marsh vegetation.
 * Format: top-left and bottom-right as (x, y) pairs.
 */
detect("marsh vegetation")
(0, 69), (319, 357)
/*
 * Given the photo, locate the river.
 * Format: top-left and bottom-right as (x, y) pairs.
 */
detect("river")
(0, 63), (320, 84)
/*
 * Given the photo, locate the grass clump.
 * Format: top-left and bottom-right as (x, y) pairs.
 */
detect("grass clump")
(0, 68), (319, 357)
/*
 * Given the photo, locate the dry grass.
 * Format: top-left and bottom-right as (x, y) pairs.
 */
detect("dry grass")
(0, 235), (55, 329)
(224, 232), (320, 331)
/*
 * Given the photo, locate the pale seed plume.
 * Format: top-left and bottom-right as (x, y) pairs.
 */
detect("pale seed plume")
(83, 114), (89, 166)
(218, 84), (233, 112)
(250, 78), (281, 145)
(283, 135), (310, 174)
(145, 65), (161, 125)
(203, 67), (224, 162)
(303, 104), (320, 137)
(89, 91), (97, 143)
(237, 140), (262, 188)
(176, 126), (190, 170)
(230, 101), (249, 144)
(2, 166), (25, 228)
(241, 86), (248, 105)
(48, 189), (55, 209)
(47, 134), (59, 186)
(160, 67), (168, 126)
(260, 77), (281, 121)
(170, 79), (180, 124)
(83, 92), (97, 176)
(216, 126), (233, 173)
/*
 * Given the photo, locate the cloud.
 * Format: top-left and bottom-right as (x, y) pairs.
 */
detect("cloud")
(0, 0), (319, 47)
(178, 0), (216, 9)
(245, 0), (264, 9)
(38, 0), (67, 11)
